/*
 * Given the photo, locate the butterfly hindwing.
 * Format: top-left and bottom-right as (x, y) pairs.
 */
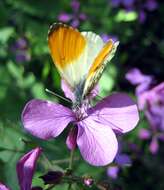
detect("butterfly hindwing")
(83, 40), (119, 98)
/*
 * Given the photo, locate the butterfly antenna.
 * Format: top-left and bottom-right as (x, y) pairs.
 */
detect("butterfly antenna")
(45, 88), (71, 103)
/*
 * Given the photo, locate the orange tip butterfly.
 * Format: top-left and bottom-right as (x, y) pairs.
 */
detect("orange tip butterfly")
(48, 23), (119, 105)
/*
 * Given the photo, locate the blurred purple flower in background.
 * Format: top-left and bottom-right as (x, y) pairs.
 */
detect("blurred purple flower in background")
(107, 140), (132, 179)
(110, 0), (158, 23)
(144, 0), (158, 11)
(110, 0), (135, 9)
(0, 147), (42, 190)
(101, 34), (118, 43)
(107, 166), (119, 179)
(58, 0), (87, 27)
(10, 37), (31, 63)
(110, 0), (121, 8)
(126, 68), (164, 154)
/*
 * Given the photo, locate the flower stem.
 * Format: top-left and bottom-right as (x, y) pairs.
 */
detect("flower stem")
(69, 149), (74, 170)
(67, 149), (75, 190)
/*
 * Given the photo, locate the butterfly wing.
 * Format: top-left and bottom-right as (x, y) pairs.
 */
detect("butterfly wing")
(83, 39), (119, 98)
(48, 23), (105, 96)
(48, 23), (87, 89)
(48, 23), (119, 103)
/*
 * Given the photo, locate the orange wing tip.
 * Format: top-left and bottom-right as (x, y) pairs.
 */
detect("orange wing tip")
(48, 22), (86, 69)
(48, 22), (79, 38)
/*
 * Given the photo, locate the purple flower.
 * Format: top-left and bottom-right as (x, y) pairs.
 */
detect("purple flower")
(115, 153), (132, 166)
(110, 0), (121, 7)
(110, 0), (135, 9)
(0, 147), (42, 190)
(58, 0), (87, 27)
(122, 0), (135, 9)
(149, 136), (159, 154)
(15, 52), (31, 63)
(138, 128), (151, 140)
(22, 80), (139, 166)
(109, 0), (158, 23)
(0, 183), (10, 190)
(107, 139), (132, 179)
(144, 0), (158, 11)
(125, 68), (153, 109)
(140, 83), (164, 130)
(71, 0), (80, 12)
(58, 13), (72, 22)
(126, 68), (164, 154)
(15, 38), (28, 50)
(107, 153), (131, 179)
(139, 10), (147, 23)
(17, 147), (42, 190)
(101, 34), (118, 43)
(107, 166), (119, 179)
(10, 37), (31, 63)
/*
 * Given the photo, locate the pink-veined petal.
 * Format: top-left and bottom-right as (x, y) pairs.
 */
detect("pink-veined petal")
(16, 147), (42, 190)
(61, 79), (75, 101)
(66, 127), (78, 150)
(88, 93), (139, 133)
(77, 119), (118, 166)
(0, 183), (10, 190)
(22, 99), (75, 140)
(61, 79), (99, 101)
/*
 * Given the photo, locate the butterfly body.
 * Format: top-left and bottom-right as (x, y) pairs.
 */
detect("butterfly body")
(48, 23), (119, 106)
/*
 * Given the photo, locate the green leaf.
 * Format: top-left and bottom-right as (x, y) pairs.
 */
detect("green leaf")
(7, 61), (23, 81)
(0, 27), (14, 43)
(115, 10), (137, 22)
(31, 82), (49, 99)
(99, 64), (117, 97)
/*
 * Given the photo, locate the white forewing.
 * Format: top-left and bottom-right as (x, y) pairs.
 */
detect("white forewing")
(62, 32), (105, 89)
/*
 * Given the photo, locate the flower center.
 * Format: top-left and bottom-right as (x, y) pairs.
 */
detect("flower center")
(72, 100), (89, 121)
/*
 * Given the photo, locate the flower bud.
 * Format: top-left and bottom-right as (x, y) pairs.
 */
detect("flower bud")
(83, 176), (94, 187)
(40, 171), (63, 185)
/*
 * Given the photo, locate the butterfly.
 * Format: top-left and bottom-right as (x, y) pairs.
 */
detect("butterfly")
(48, 23), (119, 106)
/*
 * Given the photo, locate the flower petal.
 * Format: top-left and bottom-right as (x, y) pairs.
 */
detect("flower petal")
(115, 154), (132, 166)
(61, 79), (99, 101)
(22, 99), (75, 140)
(0, 183), (10, 190)
(125, 68), (152, 86)
(149, 137), (159, 154)
(107, 166), (119, 179)
(138, 128), (151, 140)
(77, 119), (118, 166)
(16, 147), (42, 190)
(88, 93), (139, 133)
(66, 127), (78, 150)
(58, 12), (72, 22)
(61, 79), (75, 101)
